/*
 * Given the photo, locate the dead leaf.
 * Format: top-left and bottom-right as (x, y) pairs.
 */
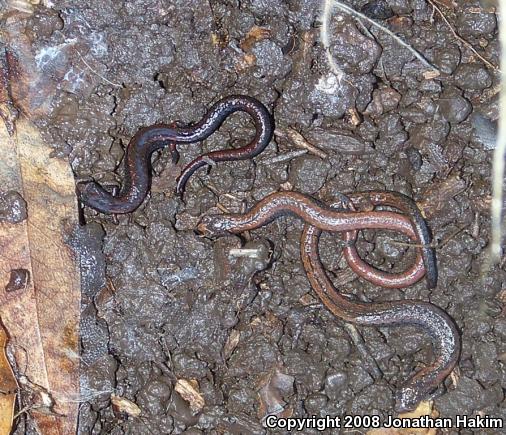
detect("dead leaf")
(368, 401), (438, 435)
(275, 127), (328, 159)
(306, 127), (373, 155)
(0, 321), (16, 435)
(423, 70), (441, 80)
(111, 394), (142, 418)
(18, 375), (57, 416)
(240, 26), (271, 52)
(299, 293), (317, 306)
(0, 118), (81, 434)
(257, 367), (294, 422)
(1, 7), (110, 132)
(174, 379), (205, 414)
(1, 15), (58, 123)
(223, 329), (240, 360)
(345, 108), (362, 126)
(210, 32), (229, 49)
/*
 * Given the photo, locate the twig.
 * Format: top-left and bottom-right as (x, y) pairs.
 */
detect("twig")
(322, 0), (439, 72)
(275, 127), (328, 159)
(488, 0), (506, 265)
(427, 0), (498, 71)
(76, 50), (123, 88)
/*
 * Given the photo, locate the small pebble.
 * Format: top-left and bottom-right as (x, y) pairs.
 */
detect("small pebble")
(454, 63), (492, 90)
(288, 155), (330, 194)
(405, 147), (423, 171)
(5, 269), (30, 292)
(437, 95), (472, 124)
(361, 0), (394, 20)
(458, 7), (497, 38)
(432, 45), (461, 74)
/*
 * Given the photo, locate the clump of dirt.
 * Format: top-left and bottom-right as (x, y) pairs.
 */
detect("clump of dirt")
(8, 0), (505, 433)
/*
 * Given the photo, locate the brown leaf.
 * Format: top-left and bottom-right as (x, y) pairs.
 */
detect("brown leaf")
(174, 379), (205, 414)
(111, 394), (142, 418)
(1, 16), (58, 122)
(210, 32), (229, 49)
(0, 321), (16, 435)
(367, 401), (438, 435)
(0, 118), (80, 434)
(223, 329), (241, 360)
(275, 127), (328, 159)
(299, 293), (318, 306)
(240, 26), (271, 52)
(306, 128), (374, 155)
(257, 367), (294, 421)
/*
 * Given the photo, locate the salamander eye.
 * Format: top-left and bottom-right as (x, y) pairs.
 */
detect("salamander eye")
(76, 182), (118, 214)
(76, 181), (94, 200)
(76, 182), (103, 200)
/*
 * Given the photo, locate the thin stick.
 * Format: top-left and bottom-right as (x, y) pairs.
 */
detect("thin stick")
(490, 0), (506, 263)
(323, 0), (439, 72)
(427, 0), (498, 71)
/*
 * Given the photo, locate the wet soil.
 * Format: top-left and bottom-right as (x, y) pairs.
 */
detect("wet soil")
(7, 0), (506, 433)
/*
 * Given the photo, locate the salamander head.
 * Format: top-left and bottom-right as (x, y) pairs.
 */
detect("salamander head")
(195, 215), (233, 237)
(76, 181), (115, 214)
(394, 385), (425, 413)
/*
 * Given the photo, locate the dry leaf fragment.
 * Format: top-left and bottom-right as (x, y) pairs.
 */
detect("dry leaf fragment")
(111, 394), (142, 418)
(306, 128), (373, 155)
(345, 107), (362, 126)
(240, 26), (271, 52)
(235, 25), (271, 71)
(174, 379), (205, 414)
(0, 117), (80, 434)
(257, 367), (294, 422)
(275, 127), (328, 159)
(223, 329), (240, 360)
(423, 70), (441, 80)
(18, 375), (56, 415)
(0, 321), (16, 435)
(211, 32), (229, 48)
(299, 293), (317, 306)
(368, 401), (438, 435)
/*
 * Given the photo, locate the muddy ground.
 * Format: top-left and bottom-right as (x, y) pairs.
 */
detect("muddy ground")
(7, 0), (506, 433)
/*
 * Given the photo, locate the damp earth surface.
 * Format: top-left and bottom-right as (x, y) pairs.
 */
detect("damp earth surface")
(8, 0), (506, 434)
